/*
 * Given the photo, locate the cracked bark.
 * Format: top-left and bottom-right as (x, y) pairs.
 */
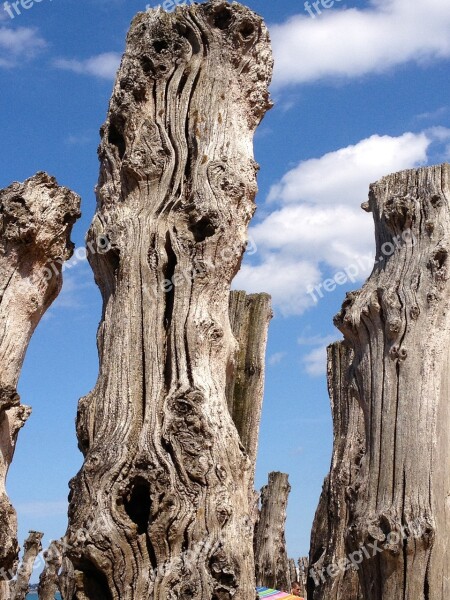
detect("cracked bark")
(332, 164), (450, 599)
(65, 2), (272, 599)
(308, 342), (364, 600)
(59, 556), (76, 600)
(0, 173), (80, 599)
(227, 291), (272, 476)
(297, 557), (308, 596)
(255, 472), (291, 592)
(38, 539), (63, 600)
(10, 531), (43, 600)
(288, 559), (297, 589)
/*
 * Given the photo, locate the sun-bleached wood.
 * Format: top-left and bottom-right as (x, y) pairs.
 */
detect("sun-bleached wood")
(65, 2), (272, 598)
(297, 557), (308, 596)
(255, 472), (291, 592)
(288, 559), (297, 589)
(308, 342), (363, 600)
(10, 531), (43, 600)
(38, 539), (63, 600)
(227, 291), (272, 472)
(331, 163), (450, 599)
(0, 173), (80, 599)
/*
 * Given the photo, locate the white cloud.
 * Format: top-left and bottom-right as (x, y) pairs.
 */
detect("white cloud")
(270, 0), (450, 87)
(303, 345), (328, 377)
(268, 351), (287, 366)
(15, 500), (67, 518)
(65, 133), (94, 146)
(234, 255), (321, 317)
(54, 52), (121, 80)
(267, 133), (430, 206)
(235, 129), (448, 316)
(0, 26), (46, 67)
(299, 334), (336, 377)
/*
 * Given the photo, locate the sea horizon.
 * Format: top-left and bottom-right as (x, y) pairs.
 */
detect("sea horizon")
(26, 594), (61, 599)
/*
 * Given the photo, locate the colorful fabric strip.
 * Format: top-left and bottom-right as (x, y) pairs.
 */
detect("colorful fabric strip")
(256, 587), (302, 600)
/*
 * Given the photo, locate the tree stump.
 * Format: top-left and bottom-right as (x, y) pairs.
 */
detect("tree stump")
(332, 163), (450, 599)
(0, 173), (80, 598)
(65, 2), (273, 598)
(255, 472), (291, 592)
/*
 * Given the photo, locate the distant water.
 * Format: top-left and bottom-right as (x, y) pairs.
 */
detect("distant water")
(26, 594), (62, 599)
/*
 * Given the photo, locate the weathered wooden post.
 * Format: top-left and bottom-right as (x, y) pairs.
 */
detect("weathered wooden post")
(227, 291), (271, 473)
(255, 472), (291, 592)
(318, 163), (450, 599)
(0, 173), (80, 599)
(297, 557), (308, 596)
(288, 559), (297, 588)
(65, 2), (273, 598)
(38, 539), (63, 600)
(308, 342), (363, 599)
(10, 532), (43, 600)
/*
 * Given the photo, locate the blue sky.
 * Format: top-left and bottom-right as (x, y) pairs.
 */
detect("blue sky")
(1, 0), (450, 580)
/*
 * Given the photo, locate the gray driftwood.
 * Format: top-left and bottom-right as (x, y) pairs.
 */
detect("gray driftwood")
(38, 539), (63, 600)
(65, 2), (272, 598)
(288, 559), (297, 589)
(0, 173), (80, 599)
(308, 342), (363, 599)
(10, 531), (43, 600)
(227, 291), (272, 473)
(255, 472), (291, 592)
(317, 163), (450, 599)
(59, 556), (76, 600)
(297, 557), (308, 596)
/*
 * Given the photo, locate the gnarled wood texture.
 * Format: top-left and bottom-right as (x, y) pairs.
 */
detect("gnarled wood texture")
(0, 173), (80, 598)
(308, 342), (364, 600)
(38, 539), (63, 600)
(255, 472), (291, 592)
(10, 531), (43, 600)
(288, 559), (297, 589)
(227, 291), (272, 475)
(65, 2), (273, 599)
(333, 163), (450, 599)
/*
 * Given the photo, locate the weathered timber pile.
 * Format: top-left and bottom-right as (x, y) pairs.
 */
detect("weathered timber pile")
(0, 174), (80, 599)
(64, 2), (273, 599)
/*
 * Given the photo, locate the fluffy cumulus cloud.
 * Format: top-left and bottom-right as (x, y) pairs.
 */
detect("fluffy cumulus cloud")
(270, 0), (450, 87)
(0, 26), (46, 67)
(299, 334), (336, 377)
(234, 129), (449, 316)
(54, 52), (121, 80)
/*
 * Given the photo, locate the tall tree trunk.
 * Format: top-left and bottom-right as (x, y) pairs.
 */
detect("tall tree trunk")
(10, 531), (43, 600)
(227, 290), (271, 498)
(333, 163), (450, 599)
(65, 3), (273, 599)
(0, 173), (80, 598)
(38, 540), (63, 600)
(255, 472), (291, 592)
(308, 342), (364, 599)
